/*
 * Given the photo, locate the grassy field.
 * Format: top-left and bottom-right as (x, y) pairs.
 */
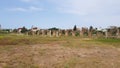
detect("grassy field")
(0, 34), (120, 68)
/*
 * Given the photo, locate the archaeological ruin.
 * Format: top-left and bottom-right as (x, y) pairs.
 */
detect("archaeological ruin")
(20, 26), (120, 38)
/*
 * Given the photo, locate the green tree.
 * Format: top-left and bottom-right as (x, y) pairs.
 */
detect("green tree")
(13, 29), (17, 33)
(73, 25), (77, 31)
(21, 26), (28, 33)
(48, 27), (59, 30)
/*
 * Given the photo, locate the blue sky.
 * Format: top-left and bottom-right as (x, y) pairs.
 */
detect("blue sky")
(0, 0), (120, 29)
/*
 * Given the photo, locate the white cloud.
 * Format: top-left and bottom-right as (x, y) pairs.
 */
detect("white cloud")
(8, 8), (27, 12)
(19, 0), (120, 15)
(7, 6), (43, 12)
(46, 0), (120, 27)
(57, 8), (88, 15)
(29, 6), (43, 11)
(48, 0), (120, 15)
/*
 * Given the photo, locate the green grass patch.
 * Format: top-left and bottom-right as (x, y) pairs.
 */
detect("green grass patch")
(93, 38), (120, 47)
(0, 34), (76, 45)
(0, 34), (120, 48)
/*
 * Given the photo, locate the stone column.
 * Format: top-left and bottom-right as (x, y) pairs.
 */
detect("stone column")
(44, 30), (47, 37)
(72, 31), (75, 36)
(31, 31), (34, 35)
(39, 30), (42, 36)
(52, 31), (56, 37)
(105, 31), (108, 38)
(65, 30), (68, 36)
(42, 30), (45, 36)
(117, 28), (120, 38)
(37, 30), (40, 35)
(58, 30), (62, 37)
(48, 30), (52, 37)
(96, 31), (104, 38)
(80, 30), (83, 37)
(88, 31), (92, 38)
(56, 31), (59, 37)
(58, 30), (61, 36)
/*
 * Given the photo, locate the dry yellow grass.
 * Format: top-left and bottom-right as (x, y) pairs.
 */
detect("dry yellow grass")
(0, 34), (120, 68)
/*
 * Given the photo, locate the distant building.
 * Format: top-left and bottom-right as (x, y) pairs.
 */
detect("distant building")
(31, 25), (39, 32)
(17, 28), (22, 33)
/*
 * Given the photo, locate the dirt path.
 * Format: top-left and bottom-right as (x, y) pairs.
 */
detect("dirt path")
(0, 44), (120, 68)
(31, 44), (120, 68)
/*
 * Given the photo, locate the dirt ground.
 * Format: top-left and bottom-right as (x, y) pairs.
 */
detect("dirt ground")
(0, 43), (120, 68)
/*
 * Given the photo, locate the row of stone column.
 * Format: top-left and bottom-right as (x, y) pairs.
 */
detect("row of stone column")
(27, 29), (120, 38)
(105, 28), (120, 38)
(28, 29), (78, 37)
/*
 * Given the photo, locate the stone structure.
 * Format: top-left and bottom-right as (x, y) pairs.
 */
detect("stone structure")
(21, 26), (120, 38)
(65, 30), (69, 36)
